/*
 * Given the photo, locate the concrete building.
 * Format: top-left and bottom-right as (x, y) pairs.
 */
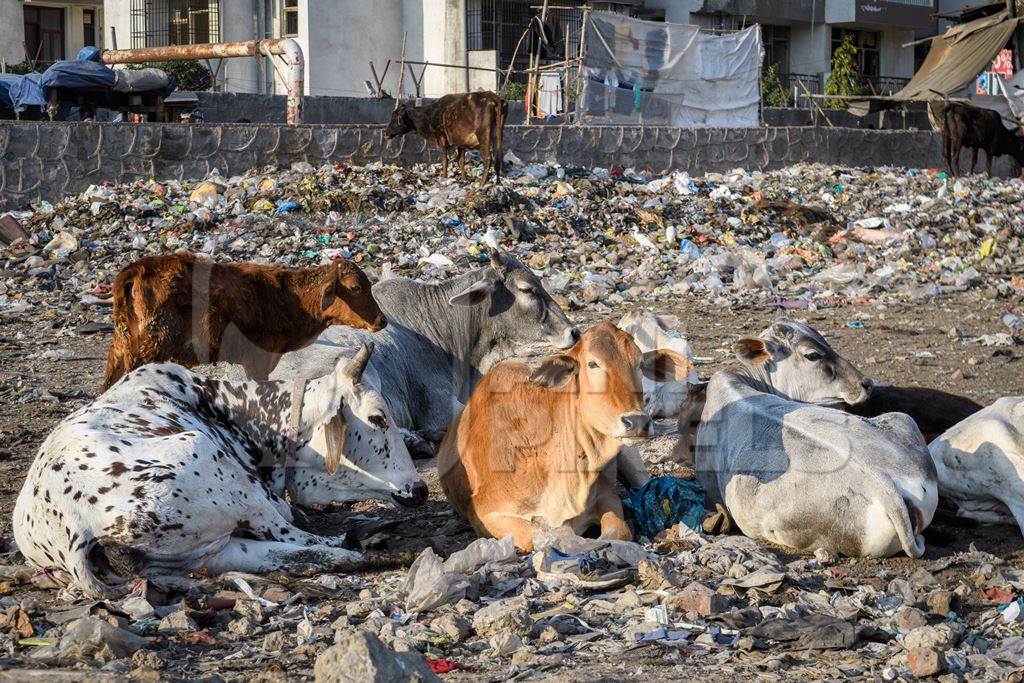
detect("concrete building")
(101, 0), (638, 98)
(1, 0), (104, 68)
(643, 0), (936, 93)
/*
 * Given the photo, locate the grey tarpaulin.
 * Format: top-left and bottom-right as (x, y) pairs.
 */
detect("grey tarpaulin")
(894, 11), (1022, 101)
(578, 12), (762, 127)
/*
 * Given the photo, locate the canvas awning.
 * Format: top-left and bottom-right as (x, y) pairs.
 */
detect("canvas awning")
(893, 10), (1022, 100)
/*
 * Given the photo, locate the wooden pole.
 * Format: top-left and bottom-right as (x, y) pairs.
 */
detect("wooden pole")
(394, 31), (408, 109)
(797, 78), (833, 128)
(563, 22), (570, 123)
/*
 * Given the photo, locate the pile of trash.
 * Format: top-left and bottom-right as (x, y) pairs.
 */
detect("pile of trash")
(1, 161), (1023, 326)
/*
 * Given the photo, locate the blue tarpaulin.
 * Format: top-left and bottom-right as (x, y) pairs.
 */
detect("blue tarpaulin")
(0, 75), (17, 108)
(8, 72), (46, 113)
(41, 60), (117, 90)
(76, 46), (101, 62)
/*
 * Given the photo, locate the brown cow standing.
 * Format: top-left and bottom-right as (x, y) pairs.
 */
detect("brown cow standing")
(438, 322), (690, 551)
(102, 253), (385, 389)
(384, 91), (507, 183)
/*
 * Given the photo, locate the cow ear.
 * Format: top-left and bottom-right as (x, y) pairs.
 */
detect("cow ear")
(641, 349), (693, 383)
(529, 354), (579, 388)
(733, 338), (774, 364)
(449, 275), (498, 306)
(323, 413), (348, 477)
(321, 282), (337, 310)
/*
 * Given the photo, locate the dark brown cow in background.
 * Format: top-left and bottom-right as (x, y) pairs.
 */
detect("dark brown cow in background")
(102, 253), (386, 388)
(384, 91), (507, 183)
(940, 101), (1024, 177)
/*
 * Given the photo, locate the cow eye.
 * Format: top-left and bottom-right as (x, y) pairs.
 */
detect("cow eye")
(517, 284), (536, 295)
(349, 284), (362, 294)
(369, 413), (388, 430)
(587, 360), (599, 369)
(804, 351), (824, 362)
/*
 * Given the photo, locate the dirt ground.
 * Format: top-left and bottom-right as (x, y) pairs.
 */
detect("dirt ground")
(1, 287), (1023, 679)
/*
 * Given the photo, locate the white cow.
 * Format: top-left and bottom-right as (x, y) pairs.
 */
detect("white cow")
(14, 344), (422, 598)
(695, 319), (939, 558)
(929, 397), (1024, 533)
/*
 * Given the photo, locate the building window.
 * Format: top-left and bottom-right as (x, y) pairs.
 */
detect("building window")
(130, 0), (221, 49)
(466, 0), (584, 82)
(282, 0), (299, 36)
(831, 28), (880, 80)
(24, 6), (65, 67)
(83, 9), (96, 47)
(761, 24), (789, 74)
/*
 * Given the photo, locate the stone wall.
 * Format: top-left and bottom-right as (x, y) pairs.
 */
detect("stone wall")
(0, 122), (1007, 208)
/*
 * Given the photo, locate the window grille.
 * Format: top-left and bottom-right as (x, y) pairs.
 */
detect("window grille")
(130, 0), (221, 49)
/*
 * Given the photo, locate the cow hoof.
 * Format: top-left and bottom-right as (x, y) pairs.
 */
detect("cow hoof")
(403, 431), (436, 460)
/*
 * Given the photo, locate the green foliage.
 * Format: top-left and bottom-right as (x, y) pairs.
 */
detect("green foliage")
(5, 61), (34, 75)
(824, 34), (864, 109)
(129, 60), (212, 91)
(501, 81), (527, 101)
(762, 62), (786, 108)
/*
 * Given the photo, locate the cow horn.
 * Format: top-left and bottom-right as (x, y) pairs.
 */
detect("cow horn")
(487, 246), (505, 271)
(344, 342), (374, 382)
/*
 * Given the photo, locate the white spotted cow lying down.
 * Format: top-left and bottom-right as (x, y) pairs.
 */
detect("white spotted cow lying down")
(695, 320), (939, 558)
(14, 344), (422, 598)
(928, 397), (1024, 533)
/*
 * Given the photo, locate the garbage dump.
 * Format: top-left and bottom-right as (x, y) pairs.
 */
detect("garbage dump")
(0, 159), (1023, 679)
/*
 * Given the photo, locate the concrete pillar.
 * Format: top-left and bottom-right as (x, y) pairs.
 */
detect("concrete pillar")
(0, 0), (25, 66)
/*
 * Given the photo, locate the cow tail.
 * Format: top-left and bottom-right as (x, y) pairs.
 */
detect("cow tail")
(879, 479), (926, 558)
(65, 537), (128, 599)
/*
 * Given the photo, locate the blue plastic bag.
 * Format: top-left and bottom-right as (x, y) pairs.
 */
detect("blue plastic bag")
(623, 476), (706, 537)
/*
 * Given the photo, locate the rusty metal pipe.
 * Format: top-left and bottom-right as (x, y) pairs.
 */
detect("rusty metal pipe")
(100, 38), (305, 124)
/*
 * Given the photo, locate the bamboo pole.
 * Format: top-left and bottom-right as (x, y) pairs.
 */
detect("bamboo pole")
(563, 22), (570, 123)
(394, 31), (407, 109)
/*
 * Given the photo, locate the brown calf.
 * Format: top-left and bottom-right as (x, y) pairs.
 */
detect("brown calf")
(384, 91), (507, 183)
(102, 253), (385, 389)
(438, 322), (690, 551)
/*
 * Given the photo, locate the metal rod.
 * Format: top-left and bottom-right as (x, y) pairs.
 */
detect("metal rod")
(101, 39), (305, 124)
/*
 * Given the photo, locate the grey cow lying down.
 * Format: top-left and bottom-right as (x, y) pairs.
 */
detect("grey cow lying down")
(13, 348), (398, 598)
(695, 319), (939, 558)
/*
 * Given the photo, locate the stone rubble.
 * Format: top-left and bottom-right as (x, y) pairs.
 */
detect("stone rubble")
(0, 161), (1023, 678)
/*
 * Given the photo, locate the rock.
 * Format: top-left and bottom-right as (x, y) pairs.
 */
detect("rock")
(490, 632), (522, 656)
(157, 610), (197, 634)
(314, 631), (439, 683)
(431, 613), (471, 643)
(896, 607), (929, 632)
(262, 631), (288, 652)
(43, 617), (149, 661)
(908, 647), (945, 678)
(227, 616), (259, 637)
(925, 590), (958, 617)
(905, 623), (964, 651)
(471, 599), (533, 638)
(346, 599), (383, 619)
(668, 582), (728, 616)
(813, 547), (837, 565)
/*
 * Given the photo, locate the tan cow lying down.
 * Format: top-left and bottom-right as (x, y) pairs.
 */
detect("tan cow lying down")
(438, 322), (690, 551)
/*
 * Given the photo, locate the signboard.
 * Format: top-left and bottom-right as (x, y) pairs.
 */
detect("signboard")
(977, 49), (1013, 95)
(855, 1), (935, 30)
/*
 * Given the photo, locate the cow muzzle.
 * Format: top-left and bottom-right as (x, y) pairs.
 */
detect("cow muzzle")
(617, 413), (651, 438)
(552, 326), (580, 350)
(391, 481), (428, 508)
